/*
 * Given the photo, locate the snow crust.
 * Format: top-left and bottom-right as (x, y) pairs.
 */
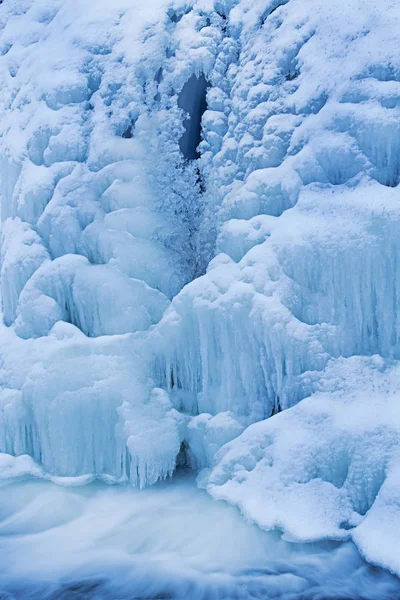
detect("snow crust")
(207, 357), (400, 568)
(1, 0), (400, 580)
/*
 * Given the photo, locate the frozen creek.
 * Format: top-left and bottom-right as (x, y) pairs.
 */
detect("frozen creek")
(0, 473), (399, 600)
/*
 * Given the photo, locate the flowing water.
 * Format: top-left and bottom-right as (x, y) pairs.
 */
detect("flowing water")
(0, 472), (398, 599)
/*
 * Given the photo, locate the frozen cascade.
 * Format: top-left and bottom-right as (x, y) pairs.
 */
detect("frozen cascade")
(0, 0), (223, 488)
(1, 0), (400, 584)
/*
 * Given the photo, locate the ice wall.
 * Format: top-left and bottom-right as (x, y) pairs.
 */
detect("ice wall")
(153, 0), (400, 573)
(1, 0), (400, 578)
(160, 0), (400, 419)
(0, 0), (224, 486)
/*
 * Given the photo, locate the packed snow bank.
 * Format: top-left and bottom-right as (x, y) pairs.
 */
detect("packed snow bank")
(206, 356), (400, 574)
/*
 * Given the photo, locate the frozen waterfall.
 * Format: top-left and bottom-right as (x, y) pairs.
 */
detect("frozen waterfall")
(0, 0), (400, 591)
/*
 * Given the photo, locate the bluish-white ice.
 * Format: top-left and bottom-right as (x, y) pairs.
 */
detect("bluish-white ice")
(1, 0), (400, 590)
(0, 473), (399, 600)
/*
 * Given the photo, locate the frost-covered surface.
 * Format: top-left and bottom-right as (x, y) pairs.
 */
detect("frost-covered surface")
(163, 0), (400, 418)
(1, 0), (400, 581)
(207, 357), (400, 571)
(0, 0), (222, 488)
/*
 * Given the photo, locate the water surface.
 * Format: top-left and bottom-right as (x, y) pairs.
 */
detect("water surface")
(0, 472), (398, 599)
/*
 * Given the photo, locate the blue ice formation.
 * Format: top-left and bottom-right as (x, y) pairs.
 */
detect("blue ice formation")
(0, 0), (400, 577)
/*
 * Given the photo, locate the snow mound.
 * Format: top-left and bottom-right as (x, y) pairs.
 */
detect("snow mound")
(207, 356), (400, 574)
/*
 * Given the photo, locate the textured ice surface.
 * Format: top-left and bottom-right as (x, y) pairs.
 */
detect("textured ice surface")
(162, 0), (400, 419)
(0, 321), (184, 488)
(1, 0), (400, 582)
(207, 357), (400, 571)
(0, 0), (216, 488)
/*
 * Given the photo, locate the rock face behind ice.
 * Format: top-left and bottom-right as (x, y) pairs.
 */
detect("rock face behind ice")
(1, 0), (400, 576)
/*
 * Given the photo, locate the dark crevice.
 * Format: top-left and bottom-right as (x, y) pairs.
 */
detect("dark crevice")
(169, 367), (183, 391)
(270, 395), (282, 417)
(169, 13), (181, 23)
(122, 125), (133, 139)
(260, 0), (289, 26)
(285, 70), (300, 81)
(121, 118), (136, 139)
(175, 441), (192, 470)
(167, 8), (190, 23)
(216, 11), (227, 33)
(178, 73), (209, 161)
(195, 165), (206, 193)
(154, 67), (163, 84)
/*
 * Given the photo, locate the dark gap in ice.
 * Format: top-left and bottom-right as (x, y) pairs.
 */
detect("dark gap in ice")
(175, 441), (193, 471)
(125, 447), (131, 479)
(261, 0), (288, 26)
(285, 69), (300, 81)
(154, 67), (163, 84)
(215, 10), (227, 32)
(270, 395), (282, 417)
(168, 8), (190, 24)
(178, 73), (209, 161)
(195, 165), (206, 193)
(285, 58), (301, 81)
(122, 118), (136, 139)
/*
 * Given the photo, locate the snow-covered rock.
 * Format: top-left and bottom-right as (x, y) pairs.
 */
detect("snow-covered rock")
(207, 356), (400, 572)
